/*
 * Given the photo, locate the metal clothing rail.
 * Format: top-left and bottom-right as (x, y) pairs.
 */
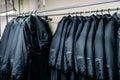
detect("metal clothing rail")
(39, 8), (120, 17)
(8, 8), (120, 17)
(8, 0), (120, 17)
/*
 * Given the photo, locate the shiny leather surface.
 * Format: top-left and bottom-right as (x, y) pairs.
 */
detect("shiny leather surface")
(50, 14), (120, 80)
(0, 15), (52, 80)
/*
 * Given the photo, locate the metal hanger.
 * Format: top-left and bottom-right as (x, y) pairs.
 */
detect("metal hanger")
(108, 8), (110, 14)
(101, 9), (103, 15)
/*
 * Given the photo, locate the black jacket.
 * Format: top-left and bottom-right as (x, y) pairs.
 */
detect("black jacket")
(118, 22), (120, 80)
(94, 15), (111, 80)
(86, 15), (99, 79)
(111, 13), (120, 80)
(49, 17), (68, 67)
(104, 16), (118, 80)
(0, 15), (52, 80)
(55, 16), (71, 70)
(74, 16), (85, 73)
(0, 18), (15, 67)
(75, 17), (92, 76)
(64, 16), (80, 71)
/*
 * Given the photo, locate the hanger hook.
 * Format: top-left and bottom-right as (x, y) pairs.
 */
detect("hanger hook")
(27, 12), (29, 15)
(19, 12), (21, 16)
(22, 13), (24, 16)
(35, 10), (37, 15)
(28, 11), (30, 15)
(68, 13), (71, 16)
(30, 11), (33, 15)
(96, 10), (98, 15)
(34, 10), (37, 15)
(72, 12), (75, 16)
(24, 12), (26, 16)
(25, 12), (27, 16)
(76, 12), (78, 16)
(101, 9), (103, 15)
(19, 13), (21, 16)
(116, 8), (119, 14)
(108, 8), (110, 14)
(72, 12), (73, 16)
(79, 12), (82, 16)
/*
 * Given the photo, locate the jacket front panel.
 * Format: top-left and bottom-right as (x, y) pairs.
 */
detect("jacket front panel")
(55, 16), (71, 70)
(49, 17), (68, 67)
(75, 17), (92, 76)
(64, 16), (80, 70)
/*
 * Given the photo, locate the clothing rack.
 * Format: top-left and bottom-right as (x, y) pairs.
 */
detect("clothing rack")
(39, 8), (120, 17)
(8, 0), (120, 17)
(9, 8), (120, 17)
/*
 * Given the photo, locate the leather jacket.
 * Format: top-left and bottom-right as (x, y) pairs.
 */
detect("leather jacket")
(0, 15), (52, 80)
(49, 17), (68, 67)
(55, 16), (71, 70)
(74, 16), (85, 73)
(75, 17), (93, 76)
(86, 15), (99, 79)
(94, 15), (110, 80)
(64, 16), (80, 71)
(0, 18), (15, 67)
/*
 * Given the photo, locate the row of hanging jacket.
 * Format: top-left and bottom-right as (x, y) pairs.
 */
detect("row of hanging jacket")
(0, 15), (52, 80)
(49, 13), (120, 80)
(0, 12), (120, 80)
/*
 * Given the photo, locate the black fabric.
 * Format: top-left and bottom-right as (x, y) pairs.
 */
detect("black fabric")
(75, 17), (92, 77)
(74, 16), (85, 73)
(0, 18), (24, 78)
(112, 13), (120, 80)
(0, 15), (52, 80)
(49, 13), (120, 80)
(55, 16), (71, 70)
(27, 16), (52, 80)
(49, 17), (68, 67)
(86, 15), (99, 79)
(118, 23), (120, 80)
(118, 20), (120, 80)
(0, 19), (15, 73)
(63, 17), (73, 72)
(64, 16), (80, 71)
(104, 15), (118, 80)
(94, 16), (109, 80)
